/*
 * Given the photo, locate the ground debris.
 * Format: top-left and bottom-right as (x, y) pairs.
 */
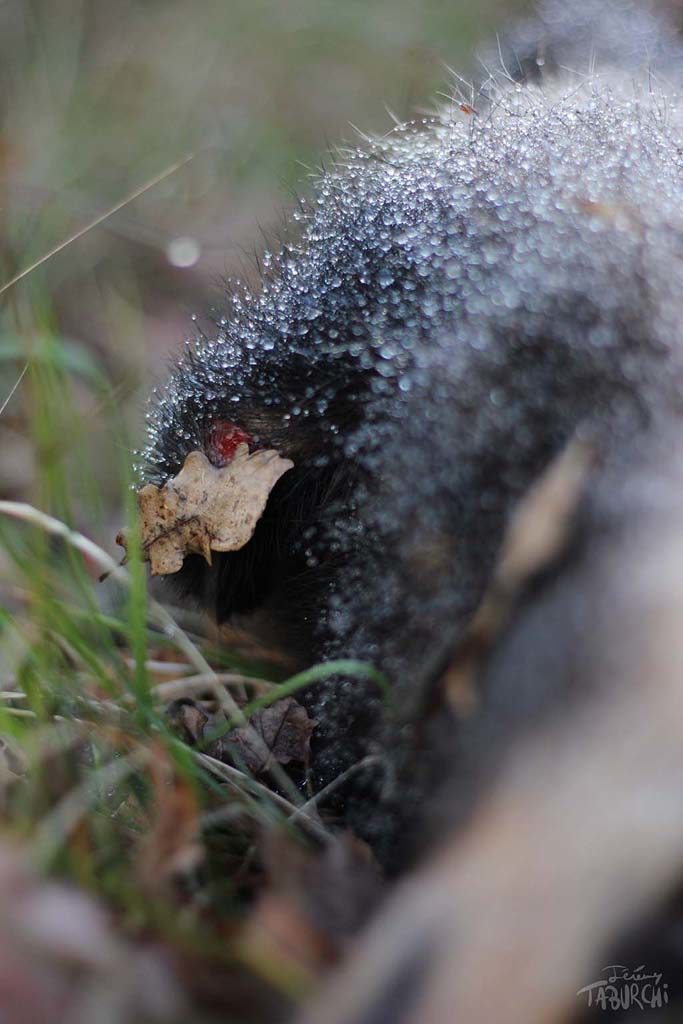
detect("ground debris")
(169, 695), (314, 775)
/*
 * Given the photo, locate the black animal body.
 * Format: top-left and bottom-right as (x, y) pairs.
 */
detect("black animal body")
(144, 1), (683, 861)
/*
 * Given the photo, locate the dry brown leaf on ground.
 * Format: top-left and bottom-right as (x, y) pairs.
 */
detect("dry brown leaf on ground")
(227, 698), (315, 775)
(118, 446), (293, 575)
(170, 696), (315, 777)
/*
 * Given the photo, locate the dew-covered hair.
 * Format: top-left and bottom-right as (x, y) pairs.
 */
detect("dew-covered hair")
(143, 2), (683, 857)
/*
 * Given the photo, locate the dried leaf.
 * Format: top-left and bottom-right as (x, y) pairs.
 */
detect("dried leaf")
(166, 698), (210, 745)
(167, 696), (315, 777)
(442, 436), (595, 715)
(496, 435), (596, 590)
(121, 446), (293, 575)
(227, 699), (314, 775)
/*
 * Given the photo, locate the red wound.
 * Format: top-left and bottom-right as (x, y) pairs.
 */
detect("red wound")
(206, 419), (253, 466)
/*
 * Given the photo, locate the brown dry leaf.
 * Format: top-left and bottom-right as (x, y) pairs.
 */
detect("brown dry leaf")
(496, 435), (596, 590)
(167, 695), (315, 776)
(227, 698), (314, 775)
(166, 698), (211, 746)
(443, 436), (596, 716)
(122, 446), (293, 575)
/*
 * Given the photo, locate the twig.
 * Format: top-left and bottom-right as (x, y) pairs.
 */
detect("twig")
(0, 154), (196, 297)
(289, 755), (383, 824)
(151, 672), (274, 703)
(0, 363), (28, 415)
(194, 751), (329, 844)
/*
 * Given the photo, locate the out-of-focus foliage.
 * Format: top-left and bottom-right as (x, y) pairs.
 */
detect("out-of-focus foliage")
(0, 0), (522, 514)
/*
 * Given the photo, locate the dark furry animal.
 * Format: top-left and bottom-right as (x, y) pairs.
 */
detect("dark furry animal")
(143, 0), (683, 862)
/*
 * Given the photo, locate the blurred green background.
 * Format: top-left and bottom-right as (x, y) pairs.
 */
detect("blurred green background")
(0, 0), (526, 546)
